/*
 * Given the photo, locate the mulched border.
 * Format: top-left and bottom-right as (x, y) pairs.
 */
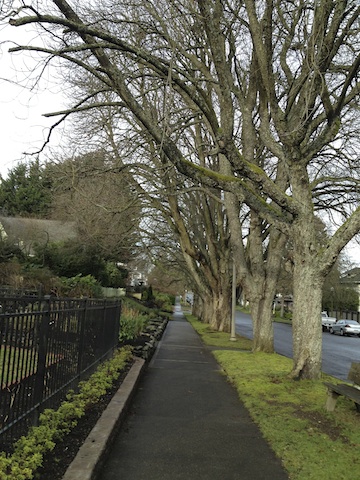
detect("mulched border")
(37, 360), (134, 480)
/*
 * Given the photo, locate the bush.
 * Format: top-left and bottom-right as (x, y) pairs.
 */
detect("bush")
(119, 303), (148, 342)
(101, 262), (128, 288)
(57, 274), (102, 298)
(21, 264), (62, 294)
(153, 291), (175, 312)
(32, 240), (107, 280)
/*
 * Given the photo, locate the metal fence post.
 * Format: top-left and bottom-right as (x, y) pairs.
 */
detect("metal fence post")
(115, 299), (121, 347)
(33, 295), (51, 426)
(77, 298), (88, 377)
(102, 299), (107, 353)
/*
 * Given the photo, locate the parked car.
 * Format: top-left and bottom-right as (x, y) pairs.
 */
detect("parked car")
(329, 320), (360, 337)
(321, 311), (337, 332)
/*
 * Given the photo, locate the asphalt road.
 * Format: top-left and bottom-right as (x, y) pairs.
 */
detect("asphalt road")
(235, 311), (360, 381)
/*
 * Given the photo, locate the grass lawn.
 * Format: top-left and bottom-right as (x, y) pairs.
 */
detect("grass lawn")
(186, 314), (360, 480)
(0, 346), (62, 388)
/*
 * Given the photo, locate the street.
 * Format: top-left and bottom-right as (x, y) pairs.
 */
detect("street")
(235, 311), (360, 381)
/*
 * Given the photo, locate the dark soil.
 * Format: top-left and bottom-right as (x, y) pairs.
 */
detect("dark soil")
(36, 360), (134, 480)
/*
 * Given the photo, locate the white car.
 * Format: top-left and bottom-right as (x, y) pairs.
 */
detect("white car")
(321, 311), (337, 332)
(329, 320), (360, 337)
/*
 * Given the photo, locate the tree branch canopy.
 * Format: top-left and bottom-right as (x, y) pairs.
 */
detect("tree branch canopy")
(4, 0), (360, 265)
(3, 0), (360, 380)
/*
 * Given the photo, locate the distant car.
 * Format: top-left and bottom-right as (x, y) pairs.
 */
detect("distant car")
(321, 311), (337, 332)
(329, 320), (360, 337)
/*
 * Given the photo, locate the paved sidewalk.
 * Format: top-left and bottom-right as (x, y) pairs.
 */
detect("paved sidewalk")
(100, 304), (289, 480)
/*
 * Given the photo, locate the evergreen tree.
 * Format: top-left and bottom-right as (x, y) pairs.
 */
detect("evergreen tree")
(0, 160), (52, 218)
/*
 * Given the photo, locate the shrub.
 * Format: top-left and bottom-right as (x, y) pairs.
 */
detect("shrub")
(119, 303), (148, 342)
(21, 264), (62, 294)
(58, 274), (102, 298)
(153, 291), (175, 312)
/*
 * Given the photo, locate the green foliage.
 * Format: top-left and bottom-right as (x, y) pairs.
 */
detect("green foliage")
(32, 240), (106, 279)
(0, 347), (132, 479)
(322, 259), (359, 311)
(119, 302), (148, 342)
(31, 240), (128, 289)
(20, 264), (60, 294)
(58, 274), (102, 298)
(0, 160), (52, 218)
(123, 296), (155, 313)
(0, 259), (25, 288)
(122, 294), (174, 320)
(101, 262), (128, 288)
(322, 285), (359, 312)
(0, 238), (24, 263)
(141, 285), (154, 303)
(141, 288), (174, 311)
(153, 291), (175, 312)
(272, 309), (293, 323)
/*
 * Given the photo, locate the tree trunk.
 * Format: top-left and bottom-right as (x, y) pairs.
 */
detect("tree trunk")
(209, 288), (232, 332)
(289, 189), (323, 379)
(250, 294), (275, 353)
(198, 285), (232, 332)
(280, 297), (285, 318)
(288, 163), (324, 380)
(192, 294), (202, 319)
(224, 185), (286, 351)
(291, 259), (323, 380)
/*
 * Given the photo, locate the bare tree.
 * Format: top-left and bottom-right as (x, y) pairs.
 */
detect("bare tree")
(48, 150), (141, 263)
(4, 0), (360, 378)
(116, 132), (235, 331)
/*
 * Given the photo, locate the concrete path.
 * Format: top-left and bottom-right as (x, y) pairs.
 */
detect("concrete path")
(100, 305), (289, 479)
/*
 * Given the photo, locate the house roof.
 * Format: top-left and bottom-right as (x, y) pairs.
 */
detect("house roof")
(341, 268), (360, 285)
(0, 216), (77, 254)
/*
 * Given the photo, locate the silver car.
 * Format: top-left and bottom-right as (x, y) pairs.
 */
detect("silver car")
(329, 320), (360, 337)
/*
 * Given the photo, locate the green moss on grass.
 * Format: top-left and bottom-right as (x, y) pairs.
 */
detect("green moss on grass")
(215, 350), (360, 479)
(185, 314), (252, 350)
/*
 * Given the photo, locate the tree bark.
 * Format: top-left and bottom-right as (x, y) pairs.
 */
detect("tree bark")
(208, 286), (232, 332)
(291, 249), (323, 380)
(7, 0), (360, 381)
(289, 165), (323, 379)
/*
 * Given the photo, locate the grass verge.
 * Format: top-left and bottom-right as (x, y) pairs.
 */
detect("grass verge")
(186, 314), (360, 480)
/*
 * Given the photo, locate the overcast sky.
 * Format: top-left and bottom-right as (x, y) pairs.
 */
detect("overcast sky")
(0, 21), (64, 178)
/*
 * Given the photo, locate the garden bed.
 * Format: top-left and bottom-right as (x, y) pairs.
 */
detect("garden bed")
(37, 317), (168, 480)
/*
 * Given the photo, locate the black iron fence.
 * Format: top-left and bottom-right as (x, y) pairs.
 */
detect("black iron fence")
(0, 295), (121, 450)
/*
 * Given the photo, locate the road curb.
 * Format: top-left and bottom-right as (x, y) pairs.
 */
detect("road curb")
(62, 356), (146, 480)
